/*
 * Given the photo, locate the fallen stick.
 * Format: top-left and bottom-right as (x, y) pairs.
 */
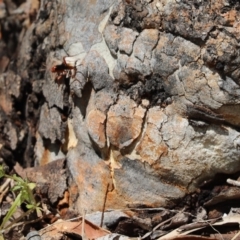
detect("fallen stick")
(227, 178), (240, 187)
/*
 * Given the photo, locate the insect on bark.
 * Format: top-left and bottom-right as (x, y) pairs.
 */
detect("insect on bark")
(51, 56), (77, 85)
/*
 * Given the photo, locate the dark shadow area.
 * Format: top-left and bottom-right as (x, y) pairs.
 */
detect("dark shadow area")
(72, 81), (92, 119)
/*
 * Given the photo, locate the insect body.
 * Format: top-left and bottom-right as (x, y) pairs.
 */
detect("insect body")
(51, 57), (76, 85)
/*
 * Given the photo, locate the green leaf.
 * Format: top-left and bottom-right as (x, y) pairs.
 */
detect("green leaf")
(36, 207), (43, 218)
(0, 192), (22, 229)
(11, 185), (22, 192)
(25, 204), (34, 210)
(11, 174), (25, 183)
(27, 182), (36, 190)
(0, 166), (5, 179)
(0, 165), (42, 233)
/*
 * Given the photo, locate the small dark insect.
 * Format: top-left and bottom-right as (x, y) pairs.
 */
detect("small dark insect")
(51, 57), (76, 85)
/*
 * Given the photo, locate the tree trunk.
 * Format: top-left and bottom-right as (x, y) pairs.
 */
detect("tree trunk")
(1, 0), (240, 213)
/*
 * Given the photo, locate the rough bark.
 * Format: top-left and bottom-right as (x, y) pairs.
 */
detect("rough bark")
(1, 0), (240, 213)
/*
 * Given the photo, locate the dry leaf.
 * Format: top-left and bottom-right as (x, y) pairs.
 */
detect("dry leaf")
(158, 214), (240, 240)
(96, 233), (131, 240)
(204, 187), (240, 206)
(160, 236), (217, 240)
(41, 217), (110, 240)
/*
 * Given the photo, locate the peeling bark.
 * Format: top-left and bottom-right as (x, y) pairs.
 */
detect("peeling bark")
(1, 0), (240, 213)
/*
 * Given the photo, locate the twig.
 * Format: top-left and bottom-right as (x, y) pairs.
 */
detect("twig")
(82, 210), (85, 237)
(227, 178), (240, 187)
(0, 215), (43, 234)
(0, 182), (10, 203)
(205, 221), (224, 240)
(100, 183), (109, 227)
(179, 217), (221, 231)
(2, 208), (35, 232)
(141, 208), (188, 239)
(81, 209), (88, 240)
(0, 178), (12, 203)
(231, 230), (240, 240)
(107, 207), (181, 212)
(141, 215), (175, 239)
(0, 178), (11, 193)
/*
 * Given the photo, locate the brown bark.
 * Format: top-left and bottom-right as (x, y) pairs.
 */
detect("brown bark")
(1, 0), (240, 214)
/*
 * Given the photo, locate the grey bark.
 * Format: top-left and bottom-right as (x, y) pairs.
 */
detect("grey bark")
(1, 0), (240, 212)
